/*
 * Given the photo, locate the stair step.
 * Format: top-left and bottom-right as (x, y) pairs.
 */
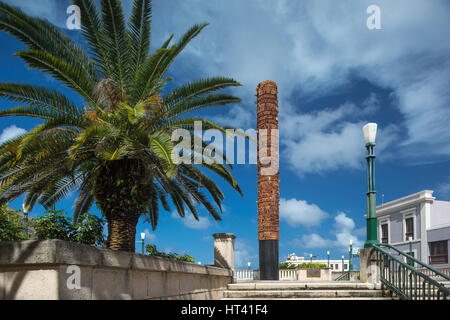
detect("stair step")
(224, 289), (385, 299)
(228, 282), (379, 291)
(222, 297), (393, 300)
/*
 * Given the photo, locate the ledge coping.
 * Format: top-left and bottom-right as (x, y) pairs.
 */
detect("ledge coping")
(0, 240), (232, 277)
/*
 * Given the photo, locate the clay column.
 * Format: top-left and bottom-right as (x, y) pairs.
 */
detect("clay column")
(256, 80), (280, 280)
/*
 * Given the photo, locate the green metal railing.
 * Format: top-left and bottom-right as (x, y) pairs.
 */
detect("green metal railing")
(335, 272), (350, 281)
(378, 243), (450, 282)
(373, 244), (450, 300)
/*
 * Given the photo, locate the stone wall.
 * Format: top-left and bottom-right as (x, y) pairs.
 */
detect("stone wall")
(0, 240), (232, 300)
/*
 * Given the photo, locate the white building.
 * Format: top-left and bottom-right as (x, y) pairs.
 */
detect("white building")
(376, 190), (450, 268)
(285, 253), (350, 271)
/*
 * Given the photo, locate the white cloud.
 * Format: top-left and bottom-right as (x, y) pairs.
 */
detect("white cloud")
(150, 0), (450, 172)
(281, 98), (400, 175)
(3, 0), (68, 28)
(333, 212), (363, 249)
(293, 212), (364, 251)
(280, 198), (328, 227)
(284, 121), (365, 175)
(295, 233), (333, 249)
(171, 210), (212, 230)
(210, 105), (254, 129)
(8, 0), (450, 172)
(142, 228), (157, 242)
(0, 125), (26, 144)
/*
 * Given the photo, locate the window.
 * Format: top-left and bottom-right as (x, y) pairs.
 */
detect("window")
(344, 264), (348, 270)
(335, 264), (338, 269)
(405, 217), (414, 240)
(429, 241), (448, 264)
(381, 224), (388, 243)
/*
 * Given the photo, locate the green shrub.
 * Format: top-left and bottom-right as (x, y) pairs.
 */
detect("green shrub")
(72, 213), (105, 246)
(299, 262), (327, 269)
(0, 204), (28, 241)
(34, 210), (73, 241)
(34, 210), (105, 246)
(279, 262), (327, 270)
(279, 262), (298, 270)
(145, 243), (195, 262)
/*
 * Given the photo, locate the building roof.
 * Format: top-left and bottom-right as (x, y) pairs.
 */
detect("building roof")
(376, 190), (435, 217)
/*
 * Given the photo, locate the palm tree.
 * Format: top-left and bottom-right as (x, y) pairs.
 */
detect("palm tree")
(0, 0), (244, 251)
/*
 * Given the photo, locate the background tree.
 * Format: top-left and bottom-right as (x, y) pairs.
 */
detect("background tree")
(145, 243), (195, 263)
(0, 203), (27, 241)
(34, 210), (73, 241)
(0, 0), (243, 251)
(34, 210), (105, 246)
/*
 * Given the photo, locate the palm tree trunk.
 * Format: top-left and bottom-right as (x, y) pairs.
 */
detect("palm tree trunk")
(105, 211), (140, 251)
(95, 159), (147, 252)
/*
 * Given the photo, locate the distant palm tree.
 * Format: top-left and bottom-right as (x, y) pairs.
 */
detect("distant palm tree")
(0, 0), (243, 251)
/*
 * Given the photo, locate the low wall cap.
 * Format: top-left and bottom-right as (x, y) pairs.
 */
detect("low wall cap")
(213, 233), (236, 239)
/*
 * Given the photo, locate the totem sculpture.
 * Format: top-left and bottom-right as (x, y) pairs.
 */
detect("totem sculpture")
(256, 80), (280, 280)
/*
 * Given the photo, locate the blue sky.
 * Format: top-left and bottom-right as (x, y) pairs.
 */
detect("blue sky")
(1, 0), (450, 269)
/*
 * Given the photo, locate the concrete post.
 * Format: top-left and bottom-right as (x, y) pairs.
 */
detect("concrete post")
(213, 233), (236, 269)
(359, 248), (379, 284)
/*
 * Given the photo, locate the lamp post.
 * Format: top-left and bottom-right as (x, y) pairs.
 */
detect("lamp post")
(248, 262), (251, 270)
(342, 255), (345, 272)
(310, 253), (313, 265)
(22, 203), (29, 238)
(327, 250), (330, 268)
(349, 240), (354, 272)
(140, 232), (146, 254)
(363, 123), (379, 248)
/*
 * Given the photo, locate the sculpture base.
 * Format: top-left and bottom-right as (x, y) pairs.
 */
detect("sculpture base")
(259, 240), (279, 280)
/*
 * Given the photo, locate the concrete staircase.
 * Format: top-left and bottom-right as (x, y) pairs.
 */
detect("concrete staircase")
(222, 281), (392, 300)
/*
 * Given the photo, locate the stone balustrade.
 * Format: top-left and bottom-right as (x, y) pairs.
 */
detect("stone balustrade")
(234, 268), (332, 282)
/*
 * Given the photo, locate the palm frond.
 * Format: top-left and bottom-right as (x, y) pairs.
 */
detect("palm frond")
(128, 0), (152, 81)
(151, 131), (176, 177)
(100, 0), (132, 96)
(0, 1), (99, 85)
(168, 93), (241, 119)
(15, 50), (97, 104)
(156, 23), (209, 81)
(73, 181), (94, 223)
(73, 0), (111, 75)
(164, 77), (242, 109)
(0, 83), (81, 119)
(132, 47), (172, 103)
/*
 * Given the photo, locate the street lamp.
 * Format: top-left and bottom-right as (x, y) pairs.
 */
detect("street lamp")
(327, 250), (330, 268)
(363, 123), (379, 248)
(22, 203), (29, 238)
(248, 262), (251, 270)
(342, 255), (345, 272)
(140, 232), (146, 254)
(349, 240), (354, 272)
(310, 253), (313, 265)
